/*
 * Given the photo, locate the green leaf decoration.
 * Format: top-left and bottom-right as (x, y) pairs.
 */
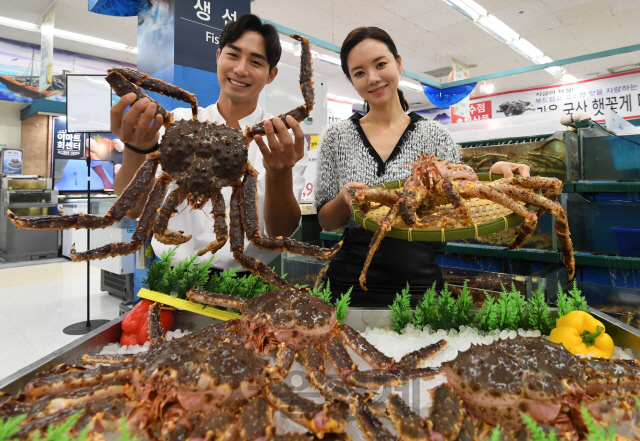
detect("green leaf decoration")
(527, 285), (553, 335)
(334, 287), (352, 325)
(390, 283), (413, 333)
(413, 282), (438, 331)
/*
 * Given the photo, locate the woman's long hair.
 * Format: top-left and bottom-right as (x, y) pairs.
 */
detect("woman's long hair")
(340, 27), (409, 114)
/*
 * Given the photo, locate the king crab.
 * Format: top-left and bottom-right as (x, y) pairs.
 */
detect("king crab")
(6, 34), (339, 292)
(350, 154), (575, 290)
(443, 336), (640, 438)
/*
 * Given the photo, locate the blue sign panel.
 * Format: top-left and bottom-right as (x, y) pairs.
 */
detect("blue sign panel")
(174, 0), (249, 73)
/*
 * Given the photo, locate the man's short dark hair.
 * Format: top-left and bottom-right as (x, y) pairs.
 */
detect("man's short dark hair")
(219, 14), (282, 71)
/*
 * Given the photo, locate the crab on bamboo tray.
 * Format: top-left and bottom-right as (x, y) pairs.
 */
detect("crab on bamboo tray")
(348, 154), (575, 291)
(351, 172), (530, 243)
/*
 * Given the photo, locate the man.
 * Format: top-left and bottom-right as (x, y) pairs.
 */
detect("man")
(111, 14), (306, 269)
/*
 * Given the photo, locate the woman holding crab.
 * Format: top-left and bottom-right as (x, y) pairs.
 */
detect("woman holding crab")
(316, 27), (529, 307)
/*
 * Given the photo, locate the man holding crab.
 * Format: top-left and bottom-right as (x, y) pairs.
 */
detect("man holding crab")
(111, 14), (306, 271)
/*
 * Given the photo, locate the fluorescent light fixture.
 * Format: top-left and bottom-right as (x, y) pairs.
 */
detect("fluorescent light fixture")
(293, 40), (302, 57)
(476, 14), (519, 43)
(439, 1), (562, 79)
(508, 38), (544, 63)
(54, 29), (137, 54)
(0, 15), (137, 54)
(317, 53), (341, 66)
(484, 83), (494, 93)
(0, 16), (39, 31)
(327, 93), (363, 104)
(442, 0), (487, 20)
(280, 40), (295, 52)
(399, 80), (423, 92)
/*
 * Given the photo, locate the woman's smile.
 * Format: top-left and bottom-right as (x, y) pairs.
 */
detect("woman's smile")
(369, 84), (387, 95)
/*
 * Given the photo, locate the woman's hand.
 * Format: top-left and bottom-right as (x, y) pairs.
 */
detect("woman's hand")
(489, 161), (531, 178)
(339, 182), (368, 208)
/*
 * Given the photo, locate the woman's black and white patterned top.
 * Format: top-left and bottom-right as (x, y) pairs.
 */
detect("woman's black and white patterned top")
(314, 112), (461, 230)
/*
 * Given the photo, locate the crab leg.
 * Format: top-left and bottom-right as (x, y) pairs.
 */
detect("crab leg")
(352, 186), (402, 214)
(7, 157), (158, 231)
(186, 287), (247, 309)
(385, 394), (429, 441)
(301, 345), (373, 404)
(228, 170), (320, 291)
(148, 302), (165, 346)
(245, 35), (314, 140)
(186, 411), (239, 441)
(153, 188), (192, 245)
(241, 164), (341, 258)
(197, 192), (229, 256)
(425, 385), (465, 441)
(353, 399), (398, 441)
(238, 397), (275, 440)
(107, 67), (198, 121)
(490, 182), (575, 280)
(69, 173), (169, 261)
(360, 202), (401, 291)
(274, 342), (297, 378)
(336, 324), (395, 370)
(265, 380), (348, 436)
(392, 340), (448, 370)
(81, 354), (136, 366)
(345, 367), (442, 389)
(434, 179), (474, 226)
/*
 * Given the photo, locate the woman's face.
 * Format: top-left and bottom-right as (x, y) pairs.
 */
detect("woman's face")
(346, 39), (402, 108)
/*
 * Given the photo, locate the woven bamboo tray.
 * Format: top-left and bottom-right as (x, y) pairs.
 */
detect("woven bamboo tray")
(351, 173), (533, 242)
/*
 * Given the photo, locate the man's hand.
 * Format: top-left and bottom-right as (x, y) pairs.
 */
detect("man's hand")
(110, 93), (163, 151)
(255, 115), (305, 174)
(489, 161), (531, 178)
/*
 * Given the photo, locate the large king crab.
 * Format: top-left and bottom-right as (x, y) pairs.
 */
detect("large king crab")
(350, 154), (575, 290)
(1, 295), (463, 441)
(443, 336), (640, 438)
(6, 34), (338, 292)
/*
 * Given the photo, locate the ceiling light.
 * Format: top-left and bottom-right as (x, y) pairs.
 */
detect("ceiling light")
(317, 53), (341, 66)
(54, 29), (137, 54)
(0, 15), (137, 54)
(476, 14), (520, 44)
(327, 93), (363, 104)
(280, 40), (295, 53)
(441, 0), (487, 20)
(484, 83), (494, 93)
(293, 40), (302, 57)
(0, 16), (39, 31)
(399, 80), (423, 92)
(508, 38), (544, 63)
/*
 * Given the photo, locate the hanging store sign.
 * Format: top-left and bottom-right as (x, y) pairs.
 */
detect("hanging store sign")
(462, 69), (640, 123)
(52, 116), (84, 159)
(174, 0), (250, 73)
(450, 58), (471, 123)
(39, 4), (55, 92)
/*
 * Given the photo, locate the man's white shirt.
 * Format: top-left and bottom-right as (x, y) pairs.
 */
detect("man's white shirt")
(150, 102), (307, 269)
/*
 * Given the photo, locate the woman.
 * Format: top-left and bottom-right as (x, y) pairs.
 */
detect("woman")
(315, 27), (528, 307)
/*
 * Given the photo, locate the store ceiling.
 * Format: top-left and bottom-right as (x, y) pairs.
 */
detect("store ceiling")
(0, 0), (639, 108)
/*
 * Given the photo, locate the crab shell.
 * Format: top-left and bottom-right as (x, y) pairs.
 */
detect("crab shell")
(443, 337), (587, 430)
(134, 337), (269, 414)
(160, 120), (248, 201)
(240, 290), (338, 353)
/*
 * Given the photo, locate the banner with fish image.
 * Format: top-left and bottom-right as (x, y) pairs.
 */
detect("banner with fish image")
(464, 69), (640, 123)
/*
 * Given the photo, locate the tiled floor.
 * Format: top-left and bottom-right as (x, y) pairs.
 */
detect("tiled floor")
(0, 260), (121, 381)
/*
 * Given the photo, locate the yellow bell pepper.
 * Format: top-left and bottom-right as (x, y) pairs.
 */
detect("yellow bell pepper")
(549, 310), (615, 359)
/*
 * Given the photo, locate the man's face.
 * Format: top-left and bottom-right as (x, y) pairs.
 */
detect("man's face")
(216, 30), (276, 103)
